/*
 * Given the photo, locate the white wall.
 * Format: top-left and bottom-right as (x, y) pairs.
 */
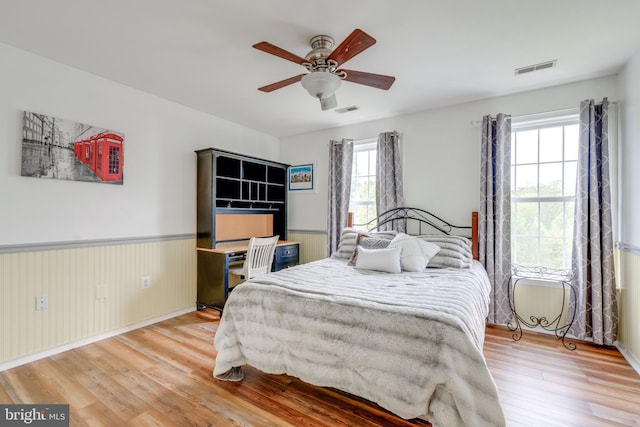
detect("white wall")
(616, 44), (640, 369)
(618, 48), (640, 247)
(280, 76), (618, 231)
(0, 42), (279, 246)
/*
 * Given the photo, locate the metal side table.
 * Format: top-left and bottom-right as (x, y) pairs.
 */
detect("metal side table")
(507, 266), (577, 351)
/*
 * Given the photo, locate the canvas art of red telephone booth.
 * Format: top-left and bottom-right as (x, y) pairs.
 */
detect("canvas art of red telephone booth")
(93, 132), (123, 182)
(73, 133), (123, 183)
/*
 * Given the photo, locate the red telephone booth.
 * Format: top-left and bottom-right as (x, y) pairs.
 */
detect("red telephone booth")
(87, 138), (98, 172)
(93, 133), (123, 182)
(80, 139), (95, 167)
(74, 140), (86, 162)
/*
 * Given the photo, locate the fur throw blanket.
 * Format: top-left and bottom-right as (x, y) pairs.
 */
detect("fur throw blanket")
(213, 258), (505, 427)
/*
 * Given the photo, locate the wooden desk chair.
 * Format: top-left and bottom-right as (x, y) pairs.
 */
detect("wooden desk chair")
(229, 235), (279, 282)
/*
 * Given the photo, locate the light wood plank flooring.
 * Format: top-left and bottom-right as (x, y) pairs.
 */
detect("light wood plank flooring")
(1, 313), (639, 426)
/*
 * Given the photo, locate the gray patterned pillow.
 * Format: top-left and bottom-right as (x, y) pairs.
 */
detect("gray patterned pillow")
(361, 235), (393, 250)
(332, 228), (396, 261)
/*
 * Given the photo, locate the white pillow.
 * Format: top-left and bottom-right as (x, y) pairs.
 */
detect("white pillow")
(389, 233), (440, 272)
(354, 246), (402, 273)
(348, 233), (394, 265)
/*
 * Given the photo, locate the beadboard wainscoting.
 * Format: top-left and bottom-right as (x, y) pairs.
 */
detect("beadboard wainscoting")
(287, 230), (327, 264)
(512, 279), (571, 331)
(617, 247), (640, 371)
(0, 237), (197, 369)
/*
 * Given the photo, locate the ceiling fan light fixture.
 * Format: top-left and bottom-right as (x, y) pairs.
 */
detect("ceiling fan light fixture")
(301, 72), (342, 99)
(253, 29), (394, 110)
(305, 35), (335, 62)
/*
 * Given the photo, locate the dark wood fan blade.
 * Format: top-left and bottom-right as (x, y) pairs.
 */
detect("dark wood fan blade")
(258, 74), (306, 92)
(339, 69), (395, 90)
(327, 29), (376, 66)
(253, 41), (308, 65)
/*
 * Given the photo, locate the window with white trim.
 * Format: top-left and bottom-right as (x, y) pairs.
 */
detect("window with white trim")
(511, 114), (579, 271)
(349, 139), (377, 227)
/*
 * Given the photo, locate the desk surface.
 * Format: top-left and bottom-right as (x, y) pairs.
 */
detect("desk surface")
(196, 240), (299, 254)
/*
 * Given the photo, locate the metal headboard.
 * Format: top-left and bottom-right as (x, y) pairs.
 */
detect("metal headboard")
(354, 207), (470, 236)
(350, 207), (479, 260)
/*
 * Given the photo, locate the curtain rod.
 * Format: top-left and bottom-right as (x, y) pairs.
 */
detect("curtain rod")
(469, 101), (617, 126)
(513, 107), (577, 120)
(329, 131), (398, 145)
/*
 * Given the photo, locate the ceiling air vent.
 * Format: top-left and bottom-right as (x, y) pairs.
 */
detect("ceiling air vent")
(515, 60), (557, 75)
(335, 105), (359, 114)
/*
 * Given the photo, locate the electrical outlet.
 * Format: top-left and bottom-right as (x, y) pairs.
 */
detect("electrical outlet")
(141, 276), (151, 289)
(36, 295), (48, 310)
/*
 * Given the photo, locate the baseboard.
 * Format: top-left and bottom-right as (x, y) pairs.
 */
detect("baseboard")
(615, 341), (640, 377)
(0, 306), (196, 372)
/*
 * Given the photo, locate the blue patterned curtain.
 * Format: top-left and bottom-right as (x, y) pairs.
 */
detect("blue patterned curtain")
(570, 98), (618, 345)
(480, 113), (512, 324)
(327, 139), (353, 256)
(376, 131), (404, 231)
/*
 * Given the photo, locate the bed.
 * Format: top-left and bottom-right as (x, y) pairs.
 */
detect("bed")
(213, 208), (505, 427)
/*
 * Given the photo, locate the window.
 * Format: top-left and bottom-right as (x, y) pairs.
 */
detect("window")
(109, 146), (120, 174)
(349, 139), (377, 227)
(511, 114), (579, 271)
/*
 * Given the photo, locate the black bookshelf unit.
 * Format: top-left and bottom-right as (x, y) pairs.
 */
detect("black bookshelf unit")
(195, 148), (289, 248)
(195, 148), (295, 311)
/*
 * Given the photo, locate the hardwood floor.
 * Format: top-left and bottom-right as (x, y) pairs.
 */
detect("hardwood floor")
(1, 313), (639, 426)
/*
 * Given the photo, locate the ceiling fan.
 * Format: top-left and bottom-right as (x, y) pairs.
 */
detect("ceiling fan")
(253, 29), (396, 111)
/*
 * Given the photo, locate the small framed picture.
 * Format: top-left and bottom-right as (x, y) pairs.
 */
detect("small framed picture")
(288, 164), (314, 191)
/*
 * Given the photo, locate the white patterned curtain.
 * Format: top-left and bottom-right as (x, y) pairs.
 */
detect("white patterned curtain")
(376, 131), (404, 231)
(480, 113), (512, 324)
(327, 139), (353, 256)
(569, 98), (618, 345)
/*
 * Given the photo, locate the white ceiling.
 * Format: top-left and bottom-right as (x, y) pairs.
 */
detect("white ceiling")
(2, 0), (640, 138)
